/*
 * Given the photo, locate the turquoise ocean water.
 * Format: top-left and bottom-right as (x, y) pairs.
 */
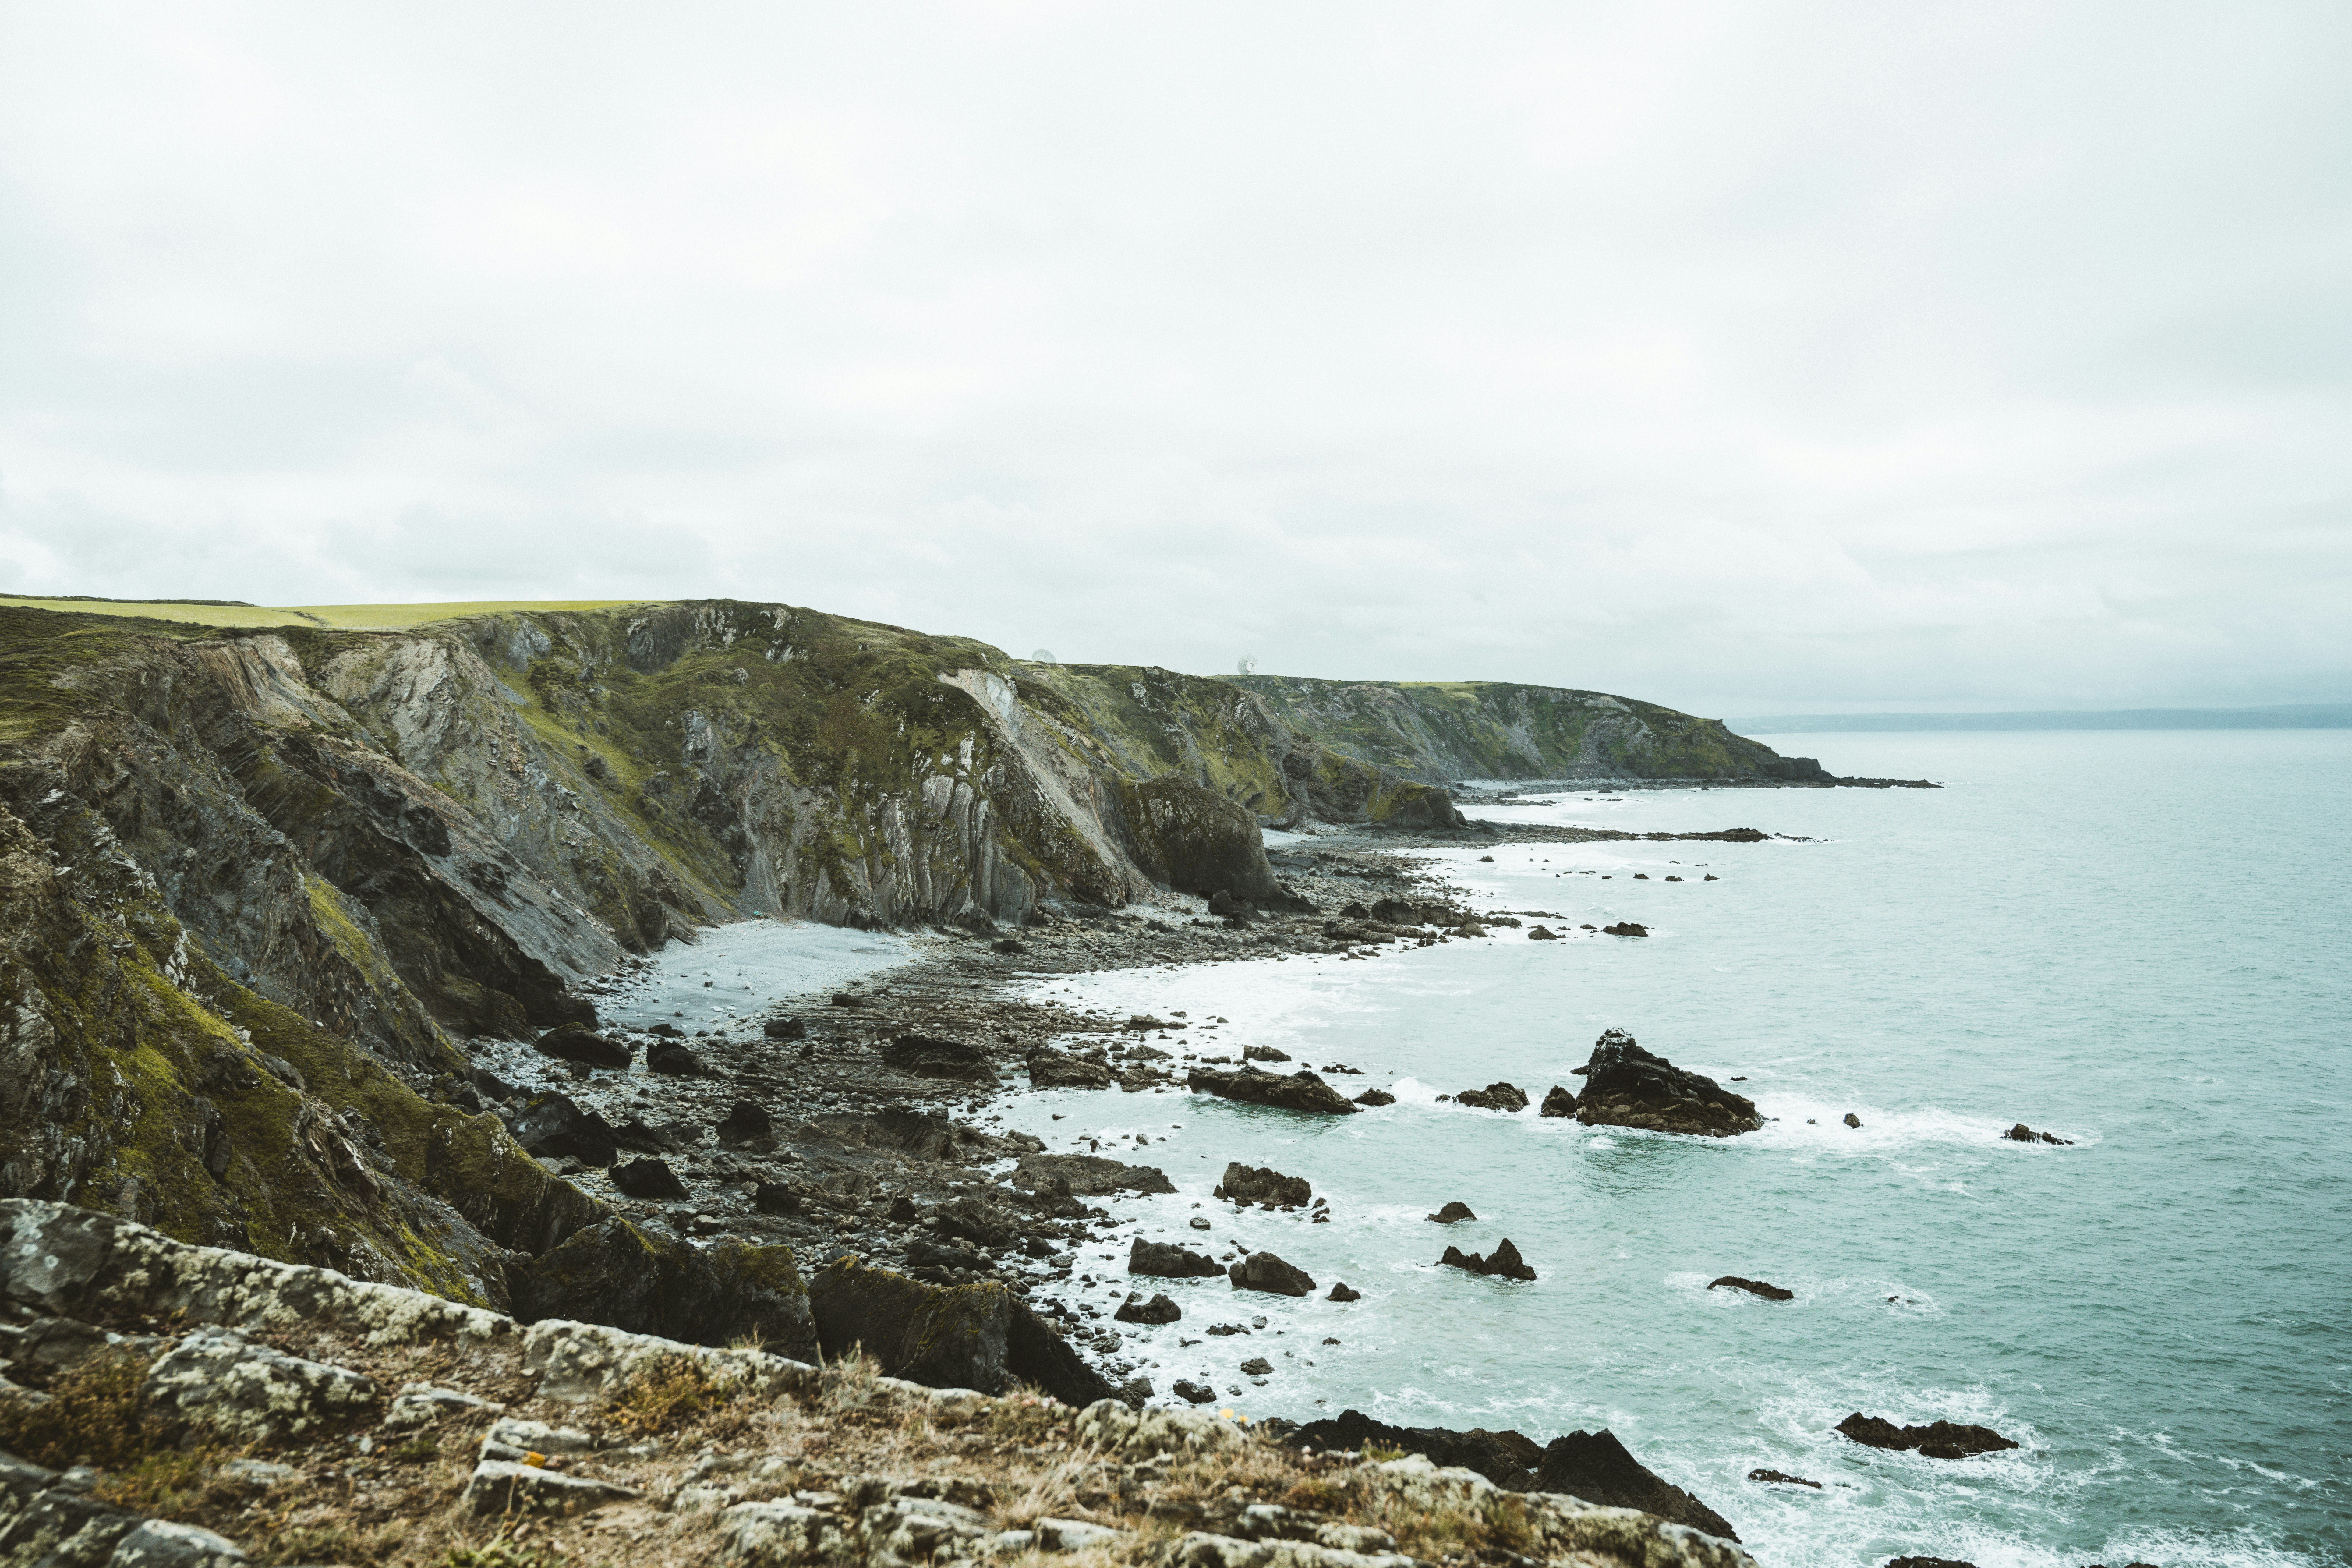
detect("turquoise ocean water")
(992, 730), (2351, 1568)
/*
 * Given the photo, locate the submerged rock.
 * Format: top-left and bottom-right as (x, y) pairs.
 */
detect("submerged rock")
(1835, 1412), (2020, 1459)
(1574, 1030), (1763, 1138)
(1130, 1238), (1224, 1279)
(1746, 1468), (1820, 1488)
(1213, 1163), (1311, 1207)
(1709, 1276), (1794, 1301)
(1454, 1082), (1529, 1112)
(1187, 1065), (1360, 1115)
(1438, 1239), (1536, 1282)
(1228, 1251), (1316, 1297)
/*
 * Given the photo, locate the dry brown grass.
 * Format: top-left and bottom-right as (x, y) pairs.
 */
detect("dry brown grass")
(0, 1350), (156, 1470)
(605, 1353), (750, 1439)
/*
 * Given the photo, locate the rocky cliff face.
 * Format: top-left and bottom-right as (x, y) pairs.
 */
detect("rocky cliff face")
(1228, 674), (1820, 783)
(0, 599), (1472, 1306)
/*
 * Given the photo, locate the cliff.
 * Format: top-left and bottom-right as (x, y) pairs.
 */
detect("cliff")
(0, 599), (1469, 1310)
(1229, 675), (1825, 784)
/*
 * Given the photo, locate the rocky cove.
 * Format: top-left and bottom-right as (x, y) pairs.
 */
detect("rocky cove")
(0, 595), (2016, 1566)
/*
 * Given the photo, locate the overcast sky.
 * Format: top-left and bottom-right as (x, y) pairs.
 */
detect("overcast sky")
(2, 3), (2347, 714)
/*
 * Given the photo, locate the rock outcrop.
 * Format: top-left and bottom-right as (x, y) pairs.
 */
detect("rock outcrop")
(807, 1255), (1119, 1409)
(1834, 1413), (2020, 1459)
(1707, 1276), (1793, 1301)
(1129, 1238), (1225, 1279)
(1228, 1252), (1317, 1297)
(1212, 1163), (1312, 1207)
(1438, 1239), (1537, 1282)
(1455, 1082), (1530, 1112)
(1531, 1429), (1742, 1541)
(1574, 1030), (1763, 1137)
(1539, 1085), (1579, 1117)
(1186, 1066), (1360, 1115)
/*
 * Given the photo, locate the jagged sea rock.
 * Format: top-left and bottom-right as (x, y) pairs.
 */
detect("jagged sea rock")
(1574, 1030), (1763, 1138)
(1438, 1239), (1537, 1282)
(1228, 1251), (1316, 1297)
(1539, 1085), (1578, 1117)
(1455, 1082), (1529, 1112)
(1427, 1202), (1477, 1223)
(1187, 1065), (1360, 1115)
(1354, 1087), (1398, 1107)
(1327, 1282), (1361, 1302)
(1213, 1163), (1312, 1207)
(1114, 1292), (1182, 1325)
(1129, 1238), (1225, 1279)
(1747, 1469), (1820, 1488)
(2003, 1122), (2073, 1145)
(806, 1256), (1120, 1409)
(1835, 1412), (2019, 1459)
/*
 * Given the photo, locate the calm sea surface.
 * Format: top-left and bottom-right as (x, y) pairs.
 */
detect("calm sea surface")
(992, 730), (2352, 1568)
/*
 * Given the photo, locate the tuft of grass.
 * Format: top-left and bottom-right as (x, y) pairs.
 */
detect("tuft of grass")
(443, 1531), (567, 1568)
(0, 1350), (155, 1470)
(605, 1354), (745, 1438)
(88, 1447), (221, 1516)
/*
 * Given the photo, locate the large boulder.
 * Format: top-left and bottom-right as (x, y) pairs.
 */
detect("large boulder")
(1187, 1065), (1360, 1115)
(610, 1158), (688, 1201)
(1573, 1030), (1762, 1137)
(1012, 1154), (1176, 1197)
(511, 1092), (621, 1168)
(1212, 1163), (1312, 1207)
(1539, 1085), (1579, 1118)
(1834, 1413), (2019, 1459)
(1117, 774), (1285, 901)
(1228, 1251), (1315, 1297)
(533, 1023), (632, 1071)
(1130, 1238), (1224, 1279)
(807, 1256), (1120, 1408)
(506, 1217), (815, 1359)
(1455, 1082), (1529, 1112)
(144, 1326), (379, 1444)
(1532, 1429), (1742, 1541)
(1114, 1292), (1182, 1325)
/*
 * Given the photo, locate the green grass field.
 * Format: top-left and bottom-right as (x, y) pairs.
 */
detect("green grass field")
(0, 596), (661, 630)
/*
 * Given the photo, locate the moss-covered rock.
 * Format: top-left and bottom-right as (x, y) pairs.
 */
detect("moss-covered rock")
(807, 1255), (1119, 1408)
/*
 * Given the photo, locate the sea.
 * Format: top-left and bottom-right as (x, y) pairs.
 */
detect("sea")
(982, 730), (2352, 1568)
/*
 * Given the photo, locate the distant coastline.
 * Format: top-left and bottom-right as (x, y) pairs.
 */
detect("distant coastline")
(1728, 702), (2352, 734)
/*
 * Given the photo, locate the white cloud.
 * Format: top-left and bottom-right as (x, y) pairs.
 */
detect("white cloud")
(2, 0), (2347, 711)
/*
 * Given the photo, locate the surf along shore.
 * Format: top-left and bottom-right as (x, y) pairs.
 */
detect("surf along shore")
(486, 805), (1804, 1481)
